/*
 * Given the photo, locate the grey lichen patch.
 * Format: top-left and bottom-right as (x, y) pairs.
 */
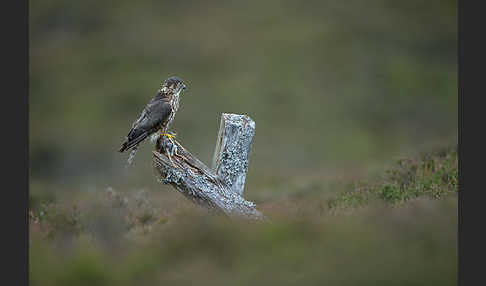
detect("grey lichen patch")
(219, 145), (248, 187)
(162, 165), (184, 185)
(191, 172), (215, 193)
(213, 113), (255, 195)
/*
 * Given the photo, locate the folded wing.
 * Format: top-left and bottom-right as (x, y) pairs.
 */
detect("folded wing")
(119, 99), (172, 152)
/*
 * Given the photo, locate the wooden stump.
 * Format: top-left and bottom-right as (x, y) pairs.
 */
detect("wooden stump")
(212, 113), (255, 195)
(153, 113), (262, 220)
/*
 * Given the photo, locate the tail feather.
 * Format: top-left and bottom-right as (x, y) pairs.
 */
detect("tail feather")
(119, 131), (150, 152)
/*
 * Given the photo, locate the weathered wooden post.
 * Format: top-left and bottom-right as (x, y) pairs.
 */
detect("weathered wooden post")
(153, 113), (262, 220)
(211, 113), (255, 196)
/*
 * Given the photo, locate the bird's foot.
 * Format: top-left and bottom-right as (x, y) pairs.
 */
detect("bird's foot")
(160, 131), (176, 140)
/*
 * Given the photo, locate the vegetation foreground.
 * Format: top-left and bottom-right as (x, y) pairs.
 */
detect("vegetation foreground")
(29, 146), (458, 286)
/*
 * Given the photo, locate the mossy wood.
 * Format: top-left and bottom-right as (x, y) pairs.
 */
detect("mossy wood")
(153, 113), (262, 220)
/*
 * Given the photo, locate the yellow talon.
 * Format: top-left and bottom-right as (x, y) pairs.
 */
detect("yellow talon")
(160, 132), (176, 139)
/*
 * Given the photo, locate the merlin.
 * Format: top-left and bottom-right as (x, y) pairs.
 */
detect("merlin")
(119, 76), (186, 163)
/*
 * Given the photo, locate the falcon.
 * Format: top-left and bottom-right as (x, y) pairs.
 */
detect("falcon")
(119, 76), (186, 163)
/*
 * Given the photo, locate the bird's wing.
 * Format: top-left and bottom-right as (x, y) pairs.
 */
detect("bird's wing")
(119, 98), (172, 152)
(131, 107), (148, 129)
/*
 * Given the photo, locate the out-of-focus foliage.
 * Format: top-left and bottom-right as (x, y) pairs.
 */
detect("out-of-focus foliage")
(30, 194), (457, 286)
(329, 145), (457, 209)
(29, 147), (458, 286)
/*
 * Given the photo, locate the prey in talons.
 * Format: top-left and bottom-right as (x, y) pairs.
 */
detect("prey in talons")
(159, 131), (188, 167)
(161, 131), (178, 166)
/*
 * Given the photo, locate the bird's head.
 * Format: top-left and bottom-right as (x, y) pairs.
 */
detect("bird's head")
(160, 76), (187, 96)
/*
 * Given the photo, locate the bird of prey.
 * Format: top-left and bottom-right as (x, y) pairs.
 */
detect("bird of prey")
(119, 76), (186, 164)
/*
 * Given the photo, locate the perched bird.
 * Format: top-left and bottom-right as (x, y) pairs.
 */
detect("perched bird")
(119, 76), (186, 163)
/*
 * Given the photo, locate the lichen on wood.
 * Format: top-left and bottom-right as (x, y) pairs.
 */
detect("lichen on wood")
(211, 113), (255, 196)
(153, 113), (262, 220)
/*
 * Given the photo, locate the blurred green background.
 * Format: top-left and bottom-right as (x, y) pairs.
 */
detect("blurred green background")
(29, 0), (457, 285)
